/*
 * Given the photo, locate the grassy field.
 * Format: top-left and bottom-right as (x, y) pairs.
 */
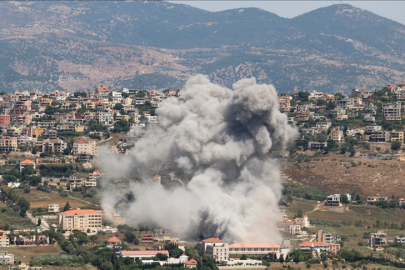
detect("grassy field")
(15, 189), (94, 209)
(0, 205), (34, 229)
(5, 245), (61, 264)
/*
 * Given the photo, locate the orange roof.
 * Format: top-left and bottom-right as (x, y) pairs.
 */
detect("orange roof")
(75, 138), (90, 144)
(284, 220), (300, 225)
(202, 237), (222, 242)
(229, 243), (281, 249)
(61, 209), (101, 215)
(184, 259), (198, 265)
(0, 236), (8, 239)
(108, 236), (121, 243)
(20, 159), (35, 164)
(298, 241), (328, 247)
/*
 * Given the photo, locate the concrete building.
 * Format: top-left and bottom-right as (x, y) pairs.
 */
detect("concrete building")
(107, 236), (121, 248)
(58, 209), (102, 233)
(0, 114), (11, 126)
(42, 139), (67, 154)
(283, 220), (302, 235)
(95, 111), (114, 126)
(317, 230), (341, 244)
(95, 85), (110, 101)
(184, 259), (198, 268)
(308, 141), (327, 151)
(19, 159), (36, 172)
(393, 236), (405, 244)
(369, 131), (391, 142)
(325, 194), (340, 206)
(0, 137), (17, 152)
(391, 131), (404, 143)
(369, 231), (387, 248)
(47, 204), (60, 213)
(119, 250), (169, 261)
(0, 250), (14, 265)
(0, 236), (9, 247)
(72, 139), (97, 156)
(382, 103), (401, 121)
(329, 128), (343, 143)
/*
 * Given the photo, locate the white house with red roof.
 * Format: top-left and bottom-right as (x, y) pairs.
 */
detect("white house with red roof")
(19, 159), (35, 172)
(283, 220), (303, 235)
(184, 259), (198, 268)
(107, 236), (121, 248)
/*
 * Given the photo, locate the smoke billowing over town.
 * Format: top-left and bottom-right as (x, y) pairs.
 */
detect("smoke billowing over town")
(97, 74), (298, 243)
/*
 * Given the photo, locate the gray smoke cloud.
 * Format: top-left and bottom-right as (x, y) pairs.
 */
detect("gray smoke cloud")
(96, 75), (297, 243)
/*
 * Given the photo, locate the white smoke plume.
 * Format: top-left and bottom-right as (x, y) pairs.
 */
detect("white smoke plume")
(96, 75), (297, 243)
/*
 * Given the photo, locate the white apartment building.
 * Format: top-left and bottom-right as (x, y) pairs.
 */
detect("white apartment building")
(58, 209), (102, 233)
(72, 139), (97, 156)
(0, 250), (14, 265)
(112, 91), (123, 103)
(228, 243), (283, 258)
(95, 111), (114, 126)
(42, 139), (67, 154)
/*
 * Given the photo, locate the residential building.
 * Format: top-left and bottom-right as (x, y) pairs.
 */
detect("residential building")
(184, 259), (198, 268)
(283, 220), (302, 235)
(0, 250), (14, 265)
(95, 85), (110, 101)
(95, 111), (114, 126)
(315, 122), (331, 132)
(32, 127), (46, 138)
(204, 242), (229, 262)
(367, 195), (388, 205)
(228, 243), (283, 258)
(198, 237), (224, 257)
(140, 234), (154, 244)
(393, 236), (405, 244)
(331, 108), (346, 116)
(369, 231), (387, 248)
(329, 128), (343, 143)
(325, 194), (340, 206)
(298, 241), (329, 252)
(296, 104), (310, 113)
(0, 236), (9, 247)
(42, 139), (67, 154)
(47, 204), (60, 213)
(107, 236), (121, 248)
(382, 103), (401, 121)
(396, 89), (405, 101)
(346, 129), (364, 137)
(366, 125), (382, 134)
(400, 198), (405, 207)
(317, 230), (341, 244)
(308, 141), (327, 151)
(154, 229), (171, 241)
(0, 137), (17, 152)
(0, 114), (10, 126)
(66, 175), (85, 190)
(19, 159), (36, 172)
(58, 209), (102, 233)
(391, 130), (404, 143)
(43, 129), (57, 140)
(119, 250), (169, 261)
(295, 215), (311, 228)
(369, 131), (391, 142)
(363, 114), (375, 122)
(295, 111), (312, 122)
(72, 139), (97, 156)
(89, 170), (105, 182)
(111, 91), (123, 103)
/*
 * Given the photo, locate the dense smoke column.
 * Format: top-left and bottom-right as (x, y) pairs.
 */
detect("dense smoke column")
(97, 75), (297, 243)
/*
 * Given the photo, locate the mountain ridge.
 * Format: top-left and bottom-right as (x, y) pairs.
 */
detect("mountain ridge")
(0, 2), (404, 93)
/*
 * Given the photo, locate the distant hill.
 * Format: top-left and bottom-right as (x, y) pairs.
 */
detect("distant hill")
(0, 2), (404, 93)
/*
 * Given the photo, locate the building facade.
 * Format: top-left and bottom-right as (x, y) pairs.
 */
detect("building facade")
(58, 209), (102, 233)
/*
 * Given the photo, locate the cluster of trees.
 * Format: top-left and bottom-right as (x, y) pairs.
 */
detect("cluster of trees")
(0, 185), (30, 217)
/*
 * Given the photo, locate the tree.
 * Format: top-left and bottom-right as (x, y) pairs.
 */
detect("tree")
(341, 194), (349, 204)
(18, 197), (30, 210)
(297, 91), (310, 102)
(20, 208), (26, 217)
(124, 231), (135, 243)
(89, 235), (98, 244)
(391, 141), (401, 151)
(240, 254), (247, 260)
(114, 103), (124, 110)
(63, 201), (71, 212)
(37, 218), (41, 226)
(297, 209), (303, 218)
(156, 253), (168, 261)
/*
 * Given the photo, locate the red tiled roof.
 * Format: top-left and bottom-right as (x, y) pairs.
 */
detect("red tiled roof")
(20, 159), (35, 164)
(108, 236), (121, 243)
(61, 209), (101, 215)
(229, 243), (280, 249)
(202, 237), (222, 242)
(298, 241), (328, 247)
(184, 259), (198, 265)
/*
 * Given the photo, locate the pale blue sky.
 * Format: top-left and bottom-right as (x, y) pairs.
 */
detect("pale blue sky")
(168, 1), (405, 26)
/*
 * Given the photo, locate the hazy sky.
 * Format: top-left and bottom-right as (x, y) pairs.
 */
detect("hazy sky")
(168, 1), (405, 26)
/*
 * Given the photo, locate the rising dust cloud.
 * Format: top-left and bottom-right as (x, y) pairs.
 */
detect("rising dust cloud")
(96, 74), (298, 243)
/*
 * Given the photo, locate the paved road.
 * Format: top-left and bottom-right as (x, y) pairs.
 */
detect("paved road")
(27, 211), (50, 231)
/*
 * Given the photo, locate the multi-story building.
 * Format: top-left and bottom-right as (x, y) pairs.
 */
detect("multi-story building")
(112, 91), (123, 103)
(277, 96), (291, 112)
(43, 129), (57, 140)
(367, 195), (388, 205)
(42, 139), (67, 154)
(382, 103), (401, 121)
(47, 204), (60, 213)
(19, 159), (36, 172)
(393, 236), (405, 244)
(58, 209), (103, 233)
(283, 220), (302, 235)
(317, 230), (341, 244)
(32, 127), (46, 138)
(228, 243), (283, 259)
(325, 194), (340, 206)
(72, 139), (97, 156)
(308, 141), (327, 151)
(95, 111), (114, 126)
(369, 231), (387, 248)
(0, 236), (9, 247)
(198, 238), (225, 259)
(0, 250), (14, 265)
(391, 130), (404, 143)
(369, 131), (391, 142)
(0, 114), (10, 126)
(365, 125), (382, 134)
(0, 137), (17, 152)
(95, 85), (110, 101)
(329, 128), (343, 143)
